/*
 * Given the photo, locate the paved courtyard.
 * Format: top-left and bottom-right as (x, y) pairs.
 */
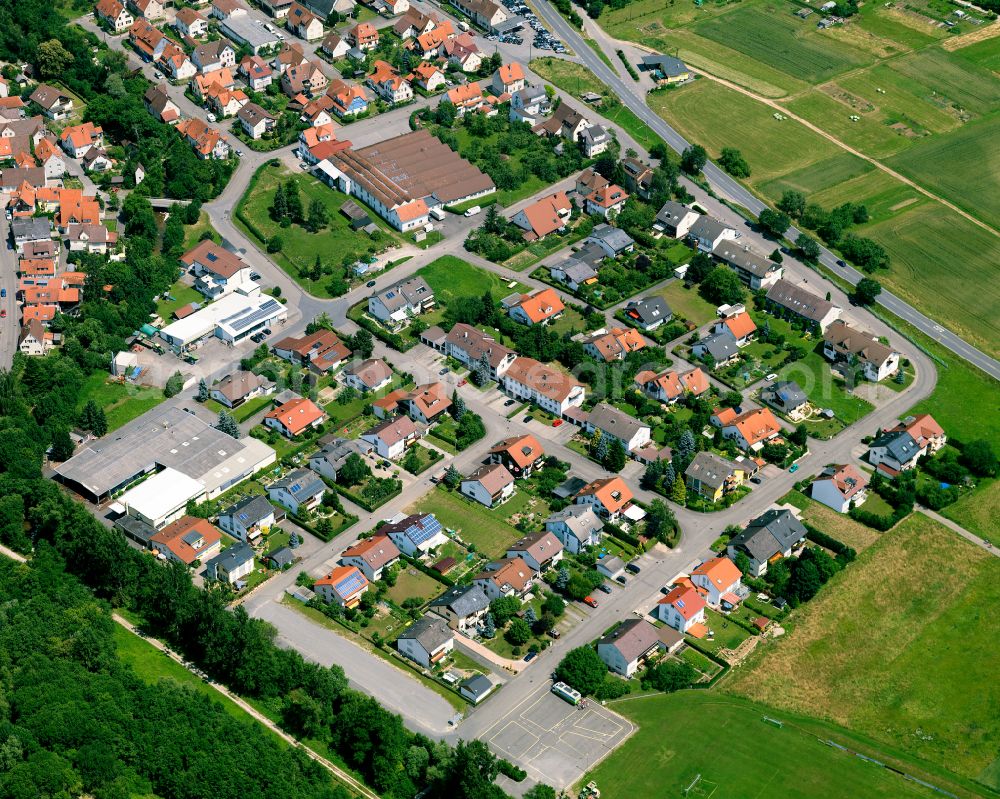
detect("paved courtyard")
(483, 684), (634, 789)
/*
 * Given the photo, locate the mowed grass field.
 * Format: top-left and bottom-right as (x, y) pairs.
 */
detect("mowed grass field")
(409, 487), (524, 558)
(585, 692), (943, 799)
(941, 477), (999, 545)
(417, 256), (526, 307)
(724, 513), (1000, 788)
(647, 79), (842, 183)
(779, 491), (882, 551)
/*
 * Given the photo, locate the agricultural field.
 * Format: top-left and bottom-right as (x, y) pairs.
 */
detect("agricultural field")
(725, 513), (1000, 789)
(648, 79), (841, 184)
(693, 3), (870, 84)
(584, 692), (945, 799)
(854, 202), (1000, 357)
(886, 114), (1000, 229)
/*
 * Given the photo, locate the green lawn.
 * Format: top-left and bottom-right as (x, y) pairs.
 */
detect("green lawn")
(386, 565), (446, 607)
(236, 164), (400, 298)
(156, 282), (203, 321)
(417, 255), (527, 305)
(725, 513), (1000, 789)
(688, 607), (751, 654)
(113, 625), (249, 723)
(656, 279), (717, 327)
(777, 350), (875, 433)
(409, 487), (524, 559)
(586, 692), (946, 799)
(182, 210), (221, 250)
(941, 477), (999, 545)
(402, 442), (443, 475)
(77, 372), (166, 432)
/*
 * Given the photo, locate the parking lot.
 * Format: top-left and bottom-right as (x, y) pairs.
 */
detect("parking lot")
(484, 684), (634, 789)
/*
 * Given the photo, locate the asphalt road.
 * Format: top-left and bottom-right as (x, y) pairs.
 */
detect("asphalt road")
(527, 0), (1000, 382)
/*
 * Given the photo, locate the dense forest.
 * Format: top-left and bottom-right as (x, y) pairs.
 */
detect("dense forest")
(0, 553), (351, 799)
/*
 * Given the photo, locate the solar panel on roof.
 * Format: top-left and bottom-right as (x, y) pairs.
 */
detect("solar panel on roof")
(407, 514), (441, 545)
(336, 571), (366, 595)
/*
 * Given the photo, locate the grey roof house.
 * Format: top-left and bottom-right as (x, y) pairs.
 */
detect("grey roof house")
(692, 328), (740, 365)
(623, 296), (672, 331)
(761, 380), (808, 418)
(586, 224), (635, 258)
(597, 618), (662, 677)
(217, 494), (277, 543)
(396, 616), (454, 667)
(727, 508), (806, 576)
(545, 505), (603, 554)
(205, 541), (256, 585)
(549, 257), (598, 292)
(429, 583), (491, 630)
(266, 468), (325, 515)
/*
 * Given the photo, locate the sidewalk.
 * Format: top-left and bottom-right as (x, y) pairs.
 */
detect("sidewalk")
(455, 632), (527, 674)
(917, 507), (998, 558)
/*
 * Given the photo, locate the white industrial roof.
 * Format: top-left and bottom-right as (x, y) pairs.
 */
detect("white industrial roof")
(158, 293), (283, 346)
(120, 467), (206, 521)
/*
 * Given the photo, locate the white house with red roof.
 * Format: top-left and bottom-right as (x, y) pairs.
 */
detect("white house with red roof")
(314, 565), (369, 607)
(340, 534), (400, 580)
(810, 463), (868, 513)
(264, 397), (326, 437)
(712, 406), (782, 452)
(656, 584), (706, 632)
(690, 556), (744, 608)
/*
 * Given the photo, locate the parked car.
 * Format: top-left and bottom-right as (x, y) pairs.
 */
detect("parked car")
(548, 628), (561, 639)
(766, 372), (778, 380)
(789, 464), (799, 473)
(552, 419), (563, 427)
(366, 280), (377, 287)
(523, 650), (537, 662)
(625, 562), (641, 575)
(0, 288), (6, 297)
(503, 399), (515, 407)
(1, 309), (6, 318)
(249, 271), (262, 281)
(750, 476), (763, 484)
(615, 575), (628, 585)
(583, 596), (598, 608)
(439, 367), (449, 375)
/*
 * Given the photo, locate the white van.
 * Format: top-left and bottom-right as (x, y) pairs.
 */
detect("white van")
(457, 20), (470, 31)
(464, 205), (482, 217)
(429, 207), (446, 221)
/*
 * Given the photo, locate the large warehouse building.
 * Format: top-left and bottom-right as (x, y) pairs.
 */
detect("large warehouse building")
(54, 406), (276, 504)
(314, 129), (495, 231)
(158, 293), (287, 349)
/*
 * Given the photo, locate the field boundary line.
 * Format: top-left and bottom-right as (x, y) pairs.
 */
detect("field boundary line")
(679, 66), (1000, 242)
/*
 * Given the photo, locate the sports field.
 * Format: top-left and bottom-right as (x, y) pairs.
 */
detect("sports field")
(584, 692), (946, 798)
(725, 513), (1000, 789)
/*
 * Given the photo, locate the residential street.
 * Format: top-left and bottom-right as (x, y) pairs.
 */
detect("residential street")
(48, 8), (984, 790)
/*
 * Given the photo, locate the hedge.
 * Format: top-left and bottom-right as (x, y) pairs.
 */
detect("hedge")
(616, 50), (640, 81)
(804, 522), (856, 562)
(348, 304), (415, 352)
(497, 761), (527, 782)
